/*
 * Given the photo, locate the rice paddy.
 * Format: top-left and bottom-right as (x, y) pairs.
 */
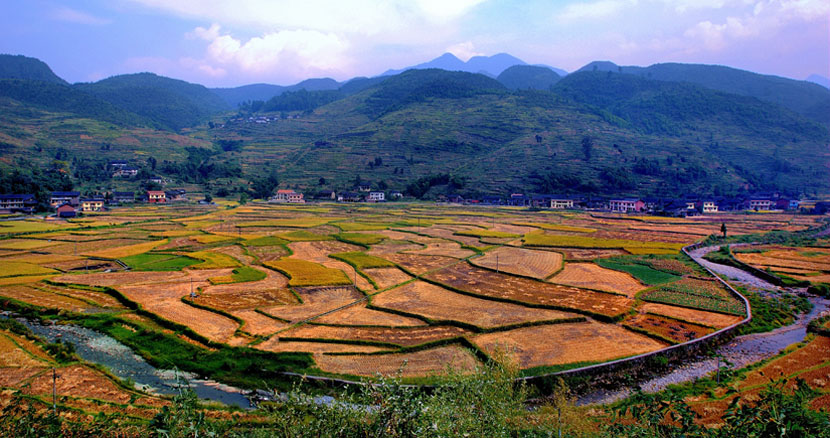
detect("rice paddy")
(0, 203), (810, 382)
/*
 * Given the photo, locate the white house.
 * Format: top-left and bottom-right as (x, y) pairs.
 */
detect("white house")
(368, 191), (385, 202)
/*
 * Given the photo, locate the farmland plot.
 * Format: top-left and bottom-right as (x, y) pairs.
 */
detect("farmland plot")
(624, 313), (713, 343)
(471, 320), (667, 370)
(261, 286), (362, 322)
(24, 364), (134, 404)
(314, 345), (480, 377)
(638, 303), (743, 329)
(470, 247), (563, 279)
(286, 241), (372, 289)
(383, 253), (458, 275)
(232, 309), (288, 336)
(312, 303), (425, 326)
(425, 263), (633, 319)
(548, 247), (629, 260)
(361, 267), (412, 289)
(372, 281), (579, 329)
(279, 324), (470, 347)
(550, 263), (644, 297)
(403, 238), (476, 259)
(255, 339), (390, 354)
(0, 333), (48, 367)
(0, 284), (93, 312)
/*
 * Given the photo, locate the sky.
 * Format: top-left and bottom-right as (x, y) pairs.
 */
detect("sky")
(1, 0), (828, 87)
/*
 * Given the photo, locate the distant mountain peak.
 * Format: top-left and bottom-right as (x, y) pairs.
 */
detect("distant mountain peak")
(0, 54), (67, 84)
(807, 74), (830, 89)
(382, 52), (564, 78)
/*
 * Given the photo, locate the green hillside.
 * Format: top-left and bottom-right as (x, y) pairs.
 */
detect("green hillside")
(0, 54), (67, 84)
(497, 65), (561, 90)
(74, 73), (230, 131)
(579, 61), (830, 125)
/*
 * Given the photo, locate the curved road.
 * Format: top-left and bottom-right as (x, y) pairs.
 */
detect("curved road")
(577, 245), (829, 406)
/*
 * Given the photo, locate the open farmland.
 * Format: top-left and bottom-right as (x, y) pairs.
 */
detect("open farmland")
(2, 203), (808, 385)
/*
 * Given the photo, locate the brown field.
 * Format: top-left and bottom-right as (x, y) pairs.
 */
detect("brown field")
(362, 267), (412, 289)
(200, 266), (294, 310)
(279, 324), (470, 347)
(372, 281), (579, 329)
(366, 239), (423, 255)
(383, 253), (458, 275)
(425, 263), (633, 319)
(0, 367), (46, 387)
(790, 274), (830, 283)
(35, 283), (126, 308)
(231, 310), (288, 336)
(417, 225), (486, 248)
(262, 286), (362, 322)
(638, 303), (743, 328)
(1, 253), (82, 265)
(470, 247), (563, 279)
(550, 263), (644, 297)
(247, 244), (290, 261)
(24, 364), (134, 404)
(255, 339), (390, 354)
(545, 247), (629, 260)
(471, 320), (668, 369)
(738, 336), (830, 390)
(624, 313), (713, 343)
(2, 331), (53, 362)
(0, 284), (93, 312)
(47, 238), (149, 256)
(313, 303), (425, 326)
(314, 345), (480, 377)
(403, 239), (476, 259)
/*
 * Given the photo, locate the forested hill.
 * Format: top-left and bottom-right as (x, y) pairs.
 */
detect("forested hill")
(74, 73), (230, 131)
(578, 61), (830, 125)
(0, 54), (67, 84)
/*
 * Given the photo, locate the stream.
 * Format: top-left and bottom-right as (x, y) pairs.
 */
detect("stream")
(576, 244), (830, 406)
(3, 314), (254, 409)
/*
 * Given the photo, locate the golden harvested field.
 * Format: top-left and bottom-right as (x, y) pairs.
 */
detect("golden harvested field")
(35, 283), (126, 309)
(383, 253), (458, 275)
(470, 247), (563, 279)
(735, 252), (830, 273)
(403, 239), (476, 259)
(279, 324), (470, 347)
(232, 309), (288, 336)
(1, 253), (83, 265)
(372, 281), (579, 329)
(549, 247), (630, 260)
(313, 303), (425, 326)
(24, 364), (134, 404)
(265, 258), (353, 287)
(255, 339), (391, 354)
(314, 345), (480, 377)
(362, 267), (412, 289)
(0, 261), (58, 277)
(638, 303), (743, 329)
(262, 286), (362, 322)
(426, 263), (633, 319)
(550, 263), (644, 297)
(0, 333), (48, 367)
(0, 284), (93, 311)
(0, 239), (60, 250)
(82, 239), (167, 258)
(471, 321), (668, 369)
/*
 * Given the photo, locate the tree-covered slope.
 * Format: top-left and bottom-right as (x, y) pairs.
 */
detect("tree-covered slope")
(75, 73), (230, 130)
(0, 54), (67, 84)
(497, 65), (561, 90)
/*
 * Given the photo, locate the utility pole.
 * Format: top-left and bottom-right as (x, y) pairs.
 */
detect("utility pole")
(52, 367), (58, 414)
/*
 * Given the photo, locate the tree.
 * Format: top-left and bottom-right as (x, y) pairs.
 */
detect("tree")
(147, 156), (157, 171)
(535, 134), (543, 143)
(581, 136), (593, 161)
(318, 177), (326, 186)
(721, 222), (727, 238)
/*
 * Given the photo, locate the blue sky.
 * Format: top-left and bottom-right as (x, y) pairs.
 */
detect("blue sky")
(1, 0), (827, 87)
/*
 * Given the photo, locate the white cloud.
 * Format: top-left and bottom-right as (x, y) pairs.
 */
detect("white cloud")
(185, 24), (350, 80)
(445, 41), (482, 61)
(557, 0), (638, 21)
(51, 6), (111, 25)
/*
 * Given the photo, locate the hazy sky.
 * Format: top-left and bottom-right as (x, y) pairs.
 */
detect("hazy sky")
(1, 0), (828, 87)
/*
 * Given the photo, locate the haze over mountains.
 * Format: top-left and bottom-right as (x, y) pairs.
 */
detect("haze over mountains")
(1, 52), (829, 198)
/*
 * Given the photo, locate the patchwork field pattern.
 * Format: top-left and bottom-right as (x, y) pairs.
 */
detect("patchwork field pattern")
(0, 204), (798, 382)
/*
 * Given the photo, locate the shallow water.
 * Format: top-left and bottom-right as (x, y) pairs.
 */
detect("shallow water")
(6, 316), (253, 408)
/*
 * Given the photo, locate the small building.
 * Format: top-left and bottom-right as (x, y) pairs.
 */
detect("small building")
(481, 196), (503, 205)
(610, 198), (645, 213)
(147, 190), (166, 203)
(270, 189), (304, 203)
(50, 191), (80, 208)
(80, 198), (105, 212)
(356, 184), (372, 192)
(337, 191), (361, 202)
(368, 191), (386, 202)
(113, 166), (139, 177)
(389, 191), (403, 199)
(56, 203), (76, 218)
(696, 200), (718, 213)
(745, 199), (772, 211)
(112, 192), (135, 204)
(108, 160), (128, 168)
(508, 194), (530, 207)
(549, 198), (574, 209)
(165, 189), (187, 202)
(0, 194), (36, 213)
(445, 194), (463, 204)
(775, 199), (800, 211)
(314, 190), (337, 201)
(147, 176), (164, 185)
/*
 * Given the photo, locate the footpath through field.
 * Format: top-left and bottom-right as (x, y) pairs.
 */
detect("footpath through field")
(577, 244), (830, 406)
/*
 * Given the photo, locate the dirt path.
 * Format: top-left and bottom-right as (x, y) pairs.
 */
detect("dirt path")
(577, 245), (828, 406)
